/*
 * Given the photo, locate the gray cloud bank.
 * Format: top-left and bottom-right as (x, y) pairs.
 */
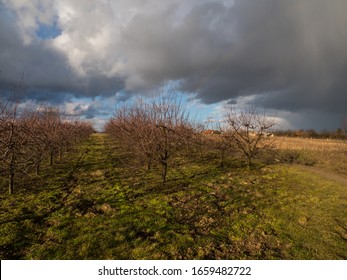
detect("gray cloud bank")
(1, 0), (346, 129)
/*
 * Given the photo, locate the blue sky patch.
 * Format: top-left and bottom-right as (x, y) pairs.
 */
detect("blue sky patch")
(36, 21), (62, 39)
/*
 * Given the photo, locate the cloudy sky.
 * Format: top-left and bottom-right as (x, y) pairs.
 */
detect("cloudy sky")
(1, 0), (346, 130)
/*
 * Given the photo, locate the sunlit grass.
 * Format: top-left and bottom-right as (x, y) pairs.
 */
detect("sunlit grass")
(0, 134), (346, 259)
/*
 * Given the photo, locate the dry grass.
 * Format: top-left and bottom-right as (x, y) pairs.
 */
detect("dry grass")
(274, 136), (347, 152)
(272, 136), (347, 176)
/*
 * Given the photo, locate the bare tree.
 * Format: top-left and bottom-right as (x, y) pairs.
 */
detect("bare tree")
(215, 131), (236, 168)
(224, 106), (276, 169)
(39, 106), (62, 166)
(106, 93), (193, 182)
(0, 98), (10, 160)
(0, 77), (33, 194)
(24, 105), (62, 175)
(148, 94), (192, 181)
(1, 91), (94, 194)
(343, 118), (347, 134)
(19, 107), (45, 176)
(105, 101), (156, 170)
(188, 123), (207, 157)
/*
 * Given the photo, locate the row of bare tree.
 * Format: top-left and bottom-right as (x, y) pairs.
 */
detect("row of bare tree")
(0, 94), (94, 194)
(105, 95), (194, 182)
(105, 94), (277, 182)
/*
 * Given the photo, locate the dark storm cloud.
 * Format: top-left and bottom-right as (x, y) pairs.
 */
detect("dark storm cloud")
(121, 0), (347, 120)
(0, 9), (66, 97)
(1, 0), (346, 129)
(121, 2), (233, 90)
(224, 0), (347, 115)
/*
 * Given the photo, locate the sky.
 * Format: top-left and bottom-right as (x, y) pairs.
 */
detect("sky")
(1, 0), (346, 131)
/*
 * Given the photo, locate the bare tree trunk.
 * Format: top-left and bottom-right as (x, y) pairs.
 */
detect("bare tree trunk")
(36, 162), (40, 175)
(8, 154), (15, 194)
(147, 156), (152, 171)
(220, 149), (225, 168)
(162, 161), (168, 183)
(9, 172), (14, 195)
(50, 150), (54, 165)
(246, 155), (251, 169)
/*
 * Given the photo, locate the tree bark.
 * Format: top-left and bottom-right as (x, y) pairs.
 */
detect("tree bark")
(50, 150), (54, 165)
(147, 156), (152, 171)
(9, 153), (15, 194)
(36, 162), (40, 175)
(246, 155), (251, 169)
(220, 149), (225, 168)
(162, 161), (168, 183)
(9, 172), (14, 195)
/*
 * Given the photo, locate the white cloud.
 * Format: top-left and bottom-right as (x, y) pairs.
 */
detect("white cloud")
(3, 0), (233, 81)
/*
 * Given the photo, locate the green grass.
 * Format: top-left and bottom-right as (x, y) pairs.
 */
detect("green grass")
(0, 134), (346, 259)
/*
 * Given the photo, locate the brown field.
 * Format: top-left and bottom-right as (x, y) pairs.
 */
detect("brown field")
(274, 136), (347, 152)
(272, 136), (347, 177)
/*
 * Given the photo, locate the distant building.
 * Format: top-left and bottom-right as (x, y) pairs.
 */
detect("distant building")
(202, 129), (221, 135)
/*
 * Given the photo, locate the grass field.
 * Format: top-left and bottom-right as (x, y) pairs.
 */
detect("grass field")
(273, 136), (347, 175)
(0, 134), (346, 259)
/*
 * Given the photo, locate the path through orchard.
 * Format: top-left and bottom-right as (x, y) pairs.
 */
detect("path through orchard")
(0, 134), (346, 259)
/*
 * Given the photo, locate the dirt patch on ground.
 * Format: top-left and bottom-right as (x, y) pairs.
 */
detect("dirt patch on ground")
(296, 165), (347, 186)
